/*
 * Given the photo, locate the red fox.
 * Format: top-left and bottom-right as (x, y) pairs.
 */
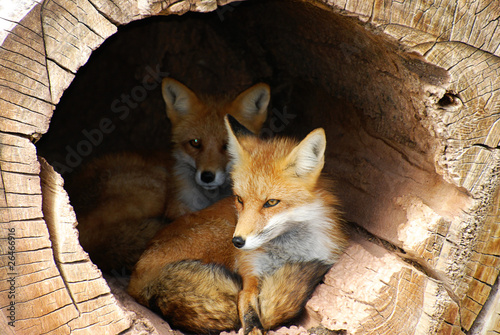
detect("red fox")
(128, 115), (348, 334)
(163, 78), (269, 212)
(68, 79), (270, 272)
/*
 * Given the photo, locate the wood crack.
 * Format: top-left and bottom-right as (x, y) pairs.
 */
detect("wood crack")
(38, 323), (70, 335)
(467, 273), (500, 335)
(0, 14), (43, 39)
(0, 44), (46, 68)
(0, 169), (41, 177)
(0, 129), (43, 142)
(45, 0), (110, 41)
(349, 221), (461, 306)
(0, 92), (53, 114)
(49, 249), (83, 316)
(56, 259), (90, 265)
(0, 115), (41, 129)
(86, 0), (121, 27)
(14, 298), (75, 321)
(0, 245), (51, 256)
(1, 25), (44, 49)
(0, 273), (60, 294)
(41, 200), (82, 318)
(472, 143), (500, 151)
(45, 54), (76, 75)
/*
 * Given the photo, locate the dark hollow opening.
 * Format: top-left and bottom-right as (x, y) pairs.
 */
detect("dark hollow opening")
(35, 0), (456, 331)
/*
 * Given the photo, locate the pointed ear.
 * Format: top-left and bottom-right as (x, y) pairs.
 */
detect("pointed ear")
(226, 114), (254, 137)
(286, 128), (326, 178)
(230, 83), (270, 133)
(161, 78), (199, 125)
(224, 115), (252, 165)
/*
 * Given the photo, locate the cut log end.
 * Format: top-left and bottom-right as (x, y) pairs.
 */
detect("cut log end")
(1, 0), (499, 334)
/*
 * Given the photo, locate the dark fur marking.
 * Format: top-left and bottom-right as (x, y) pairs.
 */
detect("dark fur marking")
(243, 306), (263, 335)
(226, 114), (255, 137)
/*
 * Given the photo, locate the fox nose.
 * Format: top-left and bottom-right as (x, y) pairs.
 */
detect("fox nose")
(200, 171), (215, 183)
(232, 236), (245, 248)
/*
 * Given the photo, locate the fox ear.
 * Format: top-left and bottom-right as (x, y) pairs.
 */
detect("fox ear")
(231, 83), (270, 134)
(287, 128), (326, 178)
(225, 115), (253, 164)
(226, 114), (254, 137)
(161, 78), (199, 125)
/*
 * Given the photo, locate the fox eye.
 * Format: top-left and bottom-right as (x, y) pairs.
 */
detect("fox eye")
(263, 199), (280, 208)
(236, 195), (244, 205)
(189, 139), (202, 149)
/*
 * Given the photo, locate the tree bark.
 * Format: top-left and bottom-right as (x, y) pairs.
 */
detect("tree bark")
(0, 0), (499, 334)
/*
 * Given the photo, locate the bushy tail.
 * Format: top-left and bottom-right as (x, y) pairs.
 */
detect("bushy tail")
(144, 260), (242, 333)
(258, 261), (332, 330)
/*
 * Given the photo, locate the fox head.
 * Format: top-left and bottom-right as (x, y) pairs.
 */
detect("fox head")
(162, 78), (270, 211)
(225, 115), (328, 250)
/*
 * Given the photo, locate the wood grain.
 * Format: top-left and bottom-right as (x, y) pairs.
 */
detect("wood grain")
(0, 3), (51, 135)
(0, 1), (130, 333)
(323, 0), (500, 333)
(0, 0), (499, 334)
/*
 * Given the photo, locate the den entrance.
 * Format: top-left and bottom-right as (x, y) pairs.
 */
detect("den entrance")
(35, 0), (461, 332)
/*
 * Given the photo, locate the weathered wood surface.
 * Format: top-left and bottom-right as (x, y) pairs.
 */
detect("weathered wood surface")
(0, 0), (499, 334)
(323, 1), (500, 333)
(0, 0), (131, 333)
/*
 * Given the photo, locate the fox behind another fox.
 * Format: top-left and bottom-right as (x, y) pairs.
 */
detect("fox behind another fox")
(69, 79), (270, 272)
(128, 115), (348, 334)
(162, 78), (269, 211)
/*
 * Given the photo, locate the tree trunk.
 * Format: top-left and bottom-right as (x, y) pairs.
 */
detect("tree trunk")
(1, 0), (499, 334)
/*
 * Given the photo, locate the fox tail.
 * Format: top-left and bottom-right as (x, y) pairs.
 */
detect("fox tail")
(137, 260), (331, 333)
(143, 260), (242, 334)
(258, 261), (332, 330)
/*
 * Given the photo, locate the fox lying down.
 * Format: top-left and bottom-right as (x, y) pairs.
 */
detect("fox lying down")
(69, 79), (270, 272)
(128, 115), (348, 334)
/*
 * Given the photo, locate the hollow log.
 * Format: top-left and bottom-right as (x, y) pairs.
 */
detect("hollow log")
(1, 0), (499, 334)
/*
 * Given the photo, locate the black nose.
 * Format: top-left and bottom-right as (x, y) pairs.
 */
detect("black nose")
(232, 236), (245, 248)
(200, 171), (215, 183)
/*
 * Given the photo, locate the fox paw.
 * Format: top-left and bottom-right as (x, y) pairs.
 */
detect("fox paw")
(247, 327), (265, 335)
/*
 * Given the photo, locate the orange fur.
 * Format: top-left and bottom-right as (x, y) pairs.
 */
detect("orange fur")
(128, 196), (238, 303)
(128, 116), (348, 334)
(68, 152), (178, 272)
(163, 78), (270, 212)
(69, 79), (269, 272)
